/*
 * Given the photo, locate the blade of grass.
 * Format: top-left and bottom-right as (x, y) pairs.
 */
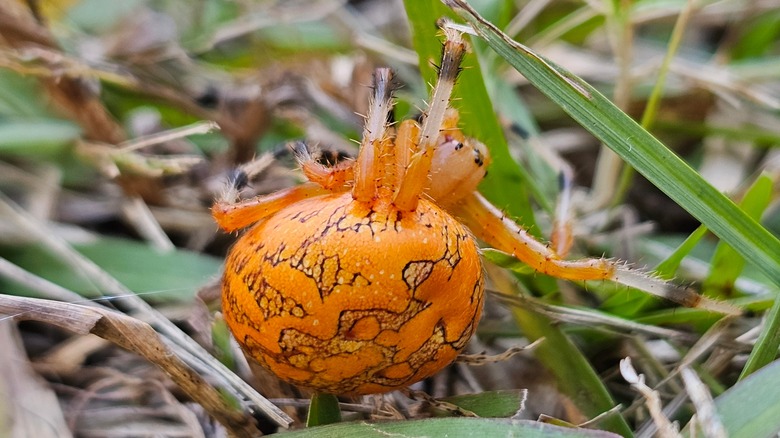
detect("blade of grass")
(614, 0), (697, 205)
(307, 393), (342, 427)
(487, 265), (633, 435)
(442, 390), (526, 418)
(704, 174), (773, 298)
(654, 226), (709, 279)
(445, 0), (780, 288)
(286, 417), (623, 437)
(638, 0), (695, 130)
(740, 299), (780, 380)
(686, 359), (780, 437)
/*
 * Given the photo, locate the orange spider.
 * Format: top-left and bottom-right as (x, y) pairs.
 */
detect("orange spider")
(213, 28), (734, 396)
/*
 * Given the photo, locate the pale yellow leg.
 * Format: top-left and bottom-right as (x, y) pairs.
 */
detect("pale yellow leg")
(289, 141), (354, 191)
(353, 68), (394, 203)
(453, 192), (739, 315)
(393, 28), (466, 212)
(212, 183), (329, 232)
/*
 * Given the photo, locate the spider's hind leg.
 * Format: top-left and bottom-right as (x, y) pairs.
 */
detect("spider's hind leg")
(454, 192), (740, 315)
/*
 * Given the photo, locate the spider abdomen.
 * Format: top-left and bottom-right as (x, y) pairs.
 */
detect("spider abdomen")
(222, 192), (484, 395)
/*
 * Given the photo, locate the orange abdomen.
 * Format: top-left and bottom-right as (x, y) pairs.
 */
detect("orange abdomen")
(222, 192), (484, 395)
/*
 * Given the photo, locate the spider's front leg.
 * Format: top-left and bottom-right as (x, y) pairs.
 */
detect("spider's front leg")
(212, 145), (348, 232)
(453, 192), (741, 315)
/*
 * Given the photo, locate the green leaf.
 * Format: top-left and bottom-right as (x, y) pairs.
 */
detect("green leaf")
(654, 226), (708, 279)
(684, 360), (780, 437)
(509, 306), (632, 436)
(0, 236), (222, 302)
(740, 298), (780, 379)
(0, 71), (52, 117)
(307, 393), (342, 427)
(731, 10), (780, 60)
(442, 390), (525, 418)
(286, 418), (622, 437)
(481, 248), (535, 275)
(211, 317), (237, 370)
(0, 120), (81, 157)
(704, 174), (773, 298)
(446, 0), (780, 290)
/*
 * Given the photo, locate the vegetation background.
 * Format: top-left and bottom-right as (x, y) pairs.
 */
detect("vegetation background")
(0, 0), (779, 436)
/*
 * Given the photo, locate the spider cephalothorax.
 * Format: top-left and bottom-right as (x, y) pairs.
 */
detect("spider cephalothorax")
(213, 28), (734, 396)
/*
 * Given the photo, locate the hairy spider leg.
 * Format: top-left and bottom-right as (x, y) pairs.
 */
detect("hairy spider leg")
(454, 192), (740, 315)
(290, 141), (355, 191)
(212, 183), (330, 232)
(353, 68), (395, 203)
(214, 67), (404, 233)
(394, 27), (467, 212)
(211, 152), (332, 232)
(550, 169), (575, 257)
(392, 120), (417, 195)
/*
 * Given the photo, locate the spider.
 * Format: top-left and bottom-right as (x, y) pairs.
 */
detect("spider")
(212, 28), (735, 396)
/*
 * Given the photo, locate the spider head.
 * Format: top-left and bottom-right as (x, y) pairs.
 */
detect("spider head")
(427, 133), (490, 207)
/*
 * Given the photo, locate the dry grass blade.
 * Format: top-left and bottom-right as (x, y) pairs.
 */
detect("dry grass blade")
(620, 358), (680, 438)
(493, 291), (695, 342)
(457, 338), (544, 365)
(0, 193), (293, 428)
(680, 368), (727, 438)
(0, 323), (71, 438)
(0, 294), (258, 438)
(654, 315), (739, 390)
(0, 1), (124, 144)
(401, 389), (478, 417)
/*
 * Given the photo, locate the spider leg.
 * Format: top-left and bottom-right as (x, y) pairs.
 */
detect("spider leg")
(394, 27), (466, 211)
(213, 139), (357, 232)
(289, 141), (355, 191)
(212, 183), (330, 232)
(353, 68), (394, 203)
(390, 119), (417, 195)
(550, 169), (575, 257)
(454, 192), (740, 315)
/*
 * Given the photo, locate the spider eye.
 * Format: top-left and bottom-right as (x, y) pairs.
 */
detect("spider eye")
(473, 149), (484, 166)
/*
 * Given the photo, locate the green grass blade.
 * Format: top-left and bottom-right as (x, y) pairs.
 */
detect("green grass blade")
(510, 307), (633, 436)
(654, 226), (708, 279)
(446, 0), (780, 289)
(307, 393), (342, 427)
(704, 174), (773, 298)
(740, 299), (780, 380)
(287, 417), (623, 437)
(685, 360), (780, 437)
(442, 389), (526, 418)
(0, 236), (222, 302)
